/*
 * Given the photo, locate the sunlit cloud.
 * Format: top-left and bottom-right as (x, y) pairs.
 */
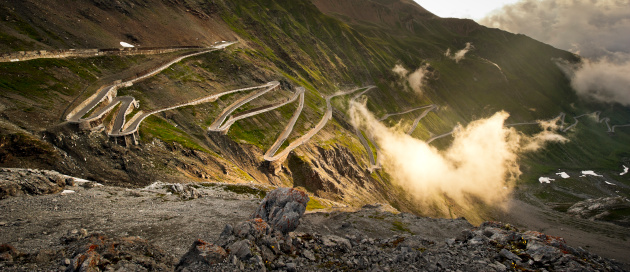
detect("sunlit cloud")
(445, 42), (473, 63)
(480, 0), (630, 105)
(349, 101), (566, 215)
(392, 64), (429, 96)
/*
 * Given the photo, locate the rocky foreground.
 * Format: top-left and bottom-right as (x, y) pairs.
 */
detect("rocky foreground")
(0, 168), (627, 271)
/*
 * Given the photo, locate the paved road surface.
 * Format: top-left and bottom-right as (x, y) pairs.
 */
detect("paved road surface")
(264, 88), (306, 161)
(208, 81), (280, 131)
(112, 82), (273, 136)
(218, 87), (304, 133)
(67, 41), (237, 136)
(379, 105), (434, 121)
(406, 105), (437, 135)
(264, 87), (371, 161)
(349, 86), (381, 170)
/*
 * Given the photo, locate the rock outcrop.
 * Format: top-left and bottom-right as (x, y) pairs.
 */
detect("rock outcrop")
(0, 172), (626, 271)
(177, 187), (309, 271)
(567, 197), (630, 222)
(64, 233), (174, 272)
(251, 187), (309, 233)
(1, 232), (174, 271)
(177, 219), (627, 271)
(175, 188), (626, 271)
(0, 168), (71, 199)
(176, 239), (228, 271)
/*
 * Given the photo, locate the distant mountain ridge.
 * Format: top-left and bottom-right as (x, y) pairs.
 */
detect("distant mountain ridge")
(311, 0), (436, 28)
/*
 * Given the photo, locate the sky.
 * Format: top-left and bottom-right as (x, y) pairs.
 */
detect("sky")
(415, 0), (521, 20)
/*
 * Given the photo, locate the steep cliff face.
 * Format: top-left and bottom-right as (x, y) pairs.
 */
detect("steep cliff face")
(289, 145), (368, 202)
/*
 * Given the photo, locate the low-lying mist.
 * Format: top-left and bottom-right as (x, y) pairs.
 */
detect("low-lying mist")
(557, 58), (630, 106)
(445, 42), (473, 63)
(392, 64), (429, 96)
(349, 101), (566, 216)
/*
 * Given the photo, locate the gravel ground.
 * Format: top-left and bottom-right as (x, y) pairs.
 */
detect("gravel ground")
(0, 176), (262, 259)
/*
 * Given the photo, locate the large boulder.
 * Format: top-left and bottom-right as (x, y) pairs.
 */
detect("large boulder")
(251, 188), (309, 233)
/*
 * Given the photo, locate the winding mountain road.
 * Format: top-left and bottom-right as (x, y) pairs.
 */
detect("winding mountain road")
(64, 39), (630, 172)
(208, 81), (280, 133)
(67, 41), (237, 136)
(611, 124), (630, 133)
(217, 86), (303, 134)
(406, 105), (438, 135)
(261, 86), (373, 161)
(112, 83), (273, 136)
(379, 105), (432, 121)
(427, 109), (630, 145)
(348, 86), (382, 170)
(67, 45), (378, 163)
(264, 88), (305, 161)
(352, 88), (440, 170)
(506, 112), (566, 128)
(562, 112), (598, 132)
(480, 57), (508, 82)
(426, 128), (457, 144)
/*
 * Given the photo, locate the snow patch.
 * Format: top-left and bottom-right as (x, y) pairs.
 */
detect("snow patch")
(143, 181), (169, 190)
(120, 42), (135, 48)
(59, 174), (102, 186)
(556, 172), (570, 178)
(73, 177), (102, 186)
(539, 177), (555, 184)
(61, 190), (75, 195)
(621, 165), (628, 176)
(604, 181), (616, 186)
(580, 170), (603, 177)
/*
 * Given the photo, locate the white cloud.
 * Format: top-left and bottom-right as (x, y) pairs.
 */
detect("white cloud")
(349, 101), (566, 214)
(445, 42), (473, 63)
(392, 64), (429, 96)
(480, 0), (630, 59)
(481, 0), (630, 105)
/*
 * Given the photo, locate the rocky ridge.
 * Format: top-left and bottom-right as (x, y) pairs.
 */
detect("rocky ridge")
(0, 170), (627, 271)
(0, 168), (81, 199)
(567, 197), (630, 226)
(176, 204), (626, 272)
